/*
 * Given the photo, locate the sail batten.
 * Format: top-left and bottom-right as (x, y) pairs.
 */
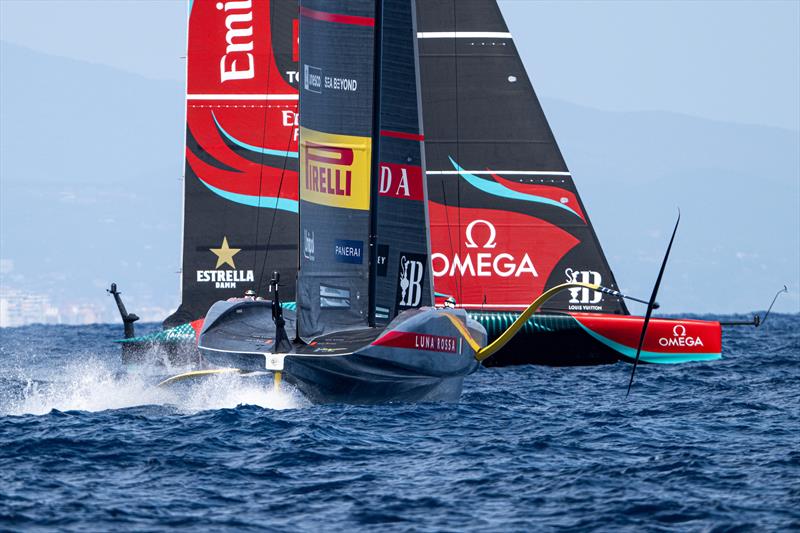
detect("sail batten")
(186, 94), (299, 100)
(417, 32), (512, 39)
(427, 170), (571, 176)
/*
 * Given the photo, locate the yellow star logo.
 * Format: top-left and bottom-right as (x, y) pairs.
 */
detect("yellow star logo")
(210, 237), (241, 269)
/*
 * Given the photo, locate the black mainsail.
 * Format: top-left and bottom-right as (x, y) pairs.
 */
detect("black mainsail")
(374, 0), (434, 323)
(295, 0), (378, 338)
(296, 0), (431, 339)
(122, 0), (723, 370)
(165, 0), (300, 327)
(416, 0), (628, 315)
(165, 0), (624, 328)
(191, 0), (490, 403)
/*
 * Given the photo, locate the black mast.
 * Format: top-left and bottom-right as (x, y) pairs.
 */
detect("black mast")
(368, 0), (384, 328)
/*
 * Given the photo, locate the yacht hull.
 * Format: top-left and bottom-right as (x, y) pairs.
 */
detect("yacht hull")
(197, 301), (485, 404)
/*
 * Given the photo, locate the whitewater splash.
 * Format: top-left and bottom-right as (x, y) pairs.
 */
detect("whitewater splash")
(0, 357), (308, 416)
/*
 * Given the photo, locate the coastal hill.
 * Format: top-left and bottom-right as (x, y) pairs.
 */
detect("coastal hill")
(1, 41), (797, 318)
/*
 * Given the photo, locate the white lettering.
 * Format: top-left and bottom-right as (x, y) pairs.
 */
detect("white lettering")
(336, 246), (361, 258)
(658, 336), (705, 347)
(658, 325), (704, 348)
(323, 76), (358, 91)
(434, 219), (541, 279)
(220, 54), (254, 83)
(476, 253), (492, 276)
(465, 219), (496, 249)
(379, 165), (392, 194)
(398, 256), (424, 307)
(218, 0), (255, 83)
(432, 253), (449, 277)
(515, 254), (539, 277)
(566, 268), (602, 304)
(493, 253), (515, 277)
(412, 334), (456, 353)
(395, 168), (410, 197)
(433, 252), (538, 278)
(281, 110), (298, 127)
(282, 110), (299, 141)
(196, 269), (254, 287)
(450, 254), (476, 277)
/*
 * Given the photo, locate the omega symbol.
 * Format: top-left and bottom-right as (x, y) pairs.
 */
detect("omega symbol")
(465, 220), (497, 249)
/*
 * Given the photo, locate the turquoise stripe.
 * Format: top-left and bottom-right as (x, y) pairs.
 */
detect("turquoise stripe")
(117, 302), (298, 344)
(199, 180), (299, 212)
(574, 319), (721, 364)
(469, 312), (555, 335)
(449, 157), (581, 218)
(213, 113), (299, 159)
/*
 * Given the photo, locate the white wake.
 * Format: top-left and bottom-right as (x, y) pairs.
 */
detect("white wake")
(1, 358), (307, 416)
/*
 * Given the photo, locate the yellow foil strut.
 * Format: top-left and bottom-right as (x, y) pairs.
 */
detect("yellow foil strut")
(273, 371), (282, 391)
(442, 313), (481, 353)
(475, 282), (601, 362)
(157, 368), (241, 387)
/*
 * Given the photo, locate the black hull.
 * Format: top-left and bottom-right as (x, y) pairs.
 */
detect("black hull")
(200, 348), (469, 404)
(474, 312), (620, 367)
(288, 354), (468, 404)
(123, 311), (621, 367)
(195, 302), (484, 404)
(483, 331), (618, 367)
(125, 311), (720, 368)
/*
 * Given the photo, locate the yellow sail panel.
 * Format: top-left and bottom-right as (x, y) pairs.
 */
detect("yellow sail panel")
(300, 127), (372, 211)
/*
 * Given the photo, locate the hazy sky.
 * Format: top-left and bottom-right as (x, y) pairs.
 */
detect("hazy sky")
(1, 0), (798, 130)
(1, 0), (798, 316)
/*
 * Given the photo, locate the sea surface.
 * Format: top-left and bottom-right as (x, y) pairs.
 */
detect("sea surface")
(1, 314), (798, 531)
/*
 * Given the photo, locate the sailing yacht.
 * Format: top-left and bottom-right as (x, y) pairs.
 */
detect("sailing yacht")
(414, 1), (721, 365)
(178, 0), (622, 403)
(115, 0), (722, 368)
(188, 0), (487, 403)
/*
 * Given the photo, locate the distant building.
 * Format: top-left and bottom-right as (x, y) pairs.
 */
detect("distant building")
(0, 286), (171, 327)
(0, 287), (62, 327)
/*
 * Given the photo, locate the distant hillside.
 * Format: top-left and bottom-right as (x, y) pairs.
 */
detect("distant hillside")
(0, 41), (184, 314)
(1, 42), (797, 315)
(541, 98), (799, 313)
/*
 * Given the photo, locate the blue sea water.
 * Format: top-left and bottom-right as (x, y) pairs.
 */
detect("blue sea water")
(1, 314), (798, 531)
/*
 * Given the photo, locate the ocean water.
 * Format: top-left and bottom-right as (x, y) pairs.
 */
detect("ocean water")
(1, 315), (798, 531)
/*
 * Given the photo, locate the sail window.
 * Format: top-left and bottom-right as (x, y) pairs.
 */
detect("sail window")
(320, 285), (351, 310)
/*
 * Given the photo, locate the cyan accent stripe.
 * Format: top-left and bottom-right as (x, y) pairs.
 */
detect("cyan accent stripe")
(199, 179), (299, 213)
(117, 322), (196, 343)
(468, 312), (555, 335)
(118, 302), (298, 343)
(213, 112), (299, 159)
(448, 157), (581, 218)
(573, 319), (721, 364)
